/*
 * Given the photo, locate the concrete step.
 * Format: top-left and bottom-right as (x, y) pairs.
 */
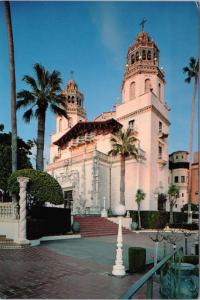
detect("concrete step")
(0, 235), (30, 249)
(0, 244), (30, 249)
(74, 216), (132, 237)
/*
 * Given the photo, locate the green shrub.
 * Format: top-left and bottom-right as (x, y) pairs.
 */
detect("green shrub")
(130, 211), (189, 229)
(181, 203), (198, 212)
(130, 211), (169, 229)
(129, 247), (146, 273)
(173, 212), (187, 223)
(8, 169), (63, 205)
(182, 255), (199, 265)
(169, 223), (198, 230)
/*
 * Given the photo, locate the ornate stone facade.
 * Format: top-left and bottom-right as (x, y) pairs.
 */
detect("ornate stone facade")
(46, 29), (170, 214)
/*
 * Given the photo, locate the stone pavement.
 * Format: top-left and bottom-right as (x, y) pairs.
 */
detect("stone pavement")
(0, 232), (196, 299)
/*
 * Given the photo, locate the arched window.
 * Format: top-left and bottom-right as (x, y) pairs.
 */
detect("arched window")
(131, 54), (135, 64)
(158, 83), (161, 101)
(142, 50), (146, 60)
(130, 81), (136, 100)
(136, 52), (139, 61)
(145, 79), (151, 93)
(147, 50), (151, 60)
(59, 118), (62, 132)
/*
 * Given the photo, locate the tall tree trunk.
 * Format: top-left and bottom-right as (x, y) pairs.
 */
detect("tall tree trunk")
(188, 76), (197, 224)
(4, 1), (17, 172)
(169, 203), (173, 224)
(138, 203), (141, 230)
(120, 154), (125, 205)
(36, 111), (46, 171)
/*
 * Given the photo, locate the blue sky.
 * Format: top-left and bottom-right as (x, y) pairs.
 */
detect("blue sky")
(0, 1), (198, 163)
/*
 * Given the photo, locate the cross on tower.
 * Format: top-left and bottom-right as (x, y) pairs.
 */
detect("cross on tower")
(140, 18), (147, 32)
(70, 70), (74, 79)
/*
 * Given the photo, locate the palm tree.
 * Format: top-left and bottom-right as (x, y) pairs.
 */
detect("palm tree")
(17, 63), (68, 171)
(4, 1), (17, 172)
(0, 124), (4, 132)
(183, 57), (199, 223)
(108, 128), (141, 205)
(168, 184), (179, 224)
(135, 189), (146, 230)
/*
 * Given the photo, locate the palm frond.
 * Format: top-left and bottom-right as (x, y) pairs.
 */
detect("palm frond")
(50, 104), (68, 118)
(34, 107), (47, 118)
(23, 108), (34, 123)
(22, 75), (39, 94)
(34, 63), (47, 90)
(185, 77), (191, 83)
(49, 70), (62, 90)
(17, 91), (36, 109)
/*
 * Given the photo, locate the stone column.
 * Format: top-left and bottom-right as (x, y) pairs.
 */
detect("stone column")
(17, 177), (29, 244)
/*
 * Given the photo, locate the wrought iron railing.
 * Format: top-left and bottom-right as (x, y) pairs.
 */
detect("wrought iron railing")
(120, 247), (183, 299)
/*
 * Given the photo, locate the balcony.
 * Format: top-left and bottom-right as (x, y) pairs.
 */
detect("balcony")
(70, 133), (95, 148)
(158, 130), (168, 140)
(157, 155), (167, 166)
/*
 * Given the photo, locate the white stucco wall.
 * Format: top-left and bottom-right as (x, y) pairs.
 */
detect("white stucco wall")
(0, 220), (19, 242)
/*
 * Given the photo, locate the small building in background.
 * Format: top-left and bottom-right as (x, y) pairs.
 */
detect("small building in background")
(169, 150), (189, 211)
(191, 152), (199, 204)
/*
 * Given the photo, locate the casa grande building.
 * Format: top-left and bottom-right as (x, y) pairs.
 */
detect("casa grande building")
(46, 29), (171, 215)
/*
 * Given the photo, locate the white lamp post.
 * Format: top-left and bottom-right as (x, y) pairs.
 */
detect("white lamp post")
(112, 204), (126, 276)
(101, 196), (108, 217)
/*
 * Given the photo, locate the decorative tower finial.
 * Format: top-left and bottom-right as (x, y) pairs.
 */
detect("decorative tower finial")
(70, 70), (74, 79)
(140, 18), (147, 32)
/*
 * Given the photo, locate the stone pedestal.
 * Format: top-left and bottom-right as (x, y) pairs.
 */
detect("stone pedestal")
(101, 209), (108, 218)
(17, 177), (29, 245)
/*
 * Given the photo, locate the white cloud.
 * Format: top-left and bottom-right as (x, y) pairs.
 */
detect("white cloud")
(90, 4), (124, 66)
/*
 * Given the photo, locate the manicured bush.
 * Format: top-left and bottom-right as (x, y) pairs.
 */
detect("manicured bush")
(8, 169), (64, 205)
(130, 211), (192, 229)
(28, 206), (71, 236)
(181, 203), (198, 212)
(195, 244), (199, 255)
(130, 211), (169, 229)
(173, 212), (187, 223)
(129, 247), (146, 273)
(181, 255), (199, 265)
(169, 223), (198, 230)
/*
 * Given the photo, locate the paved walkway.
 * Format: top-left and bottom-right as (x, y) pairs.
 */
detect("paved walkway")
(0, 232), (196, 299)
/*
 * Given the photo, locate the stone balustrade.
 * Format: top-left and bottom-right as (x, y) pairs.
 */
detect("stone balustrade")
(0, 202), (18, 220)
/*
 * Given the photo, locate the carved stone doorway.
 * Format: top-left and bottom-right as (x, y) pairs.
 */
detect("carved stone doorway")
(64, 190), (73, 209)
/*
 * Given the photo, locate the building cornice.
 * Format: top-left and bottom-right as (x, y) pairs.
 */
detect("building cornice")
(117, 104), (170, 126)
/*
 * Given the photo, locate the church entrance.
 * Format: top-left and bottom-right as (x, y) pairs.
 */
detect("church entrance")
(157, 193), (167, 211)
(64, 190), (73, 209)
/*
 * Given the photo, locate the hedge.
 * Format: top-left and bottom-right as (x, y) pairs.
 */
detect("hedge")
(27, 207), (71, 239)
(129, 247), (146, 273)
(130, 211), (169, 229)
(169, 223), (198, 230)
(130, 211), (189, 229)
(8, 169), (64, 205)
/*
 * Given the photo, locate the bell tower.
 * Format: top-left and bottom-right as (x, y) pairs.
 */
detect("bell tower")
(116, 25), (170, 211)
(56, 75), (87, 134)
(122, 28), (165, 103)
